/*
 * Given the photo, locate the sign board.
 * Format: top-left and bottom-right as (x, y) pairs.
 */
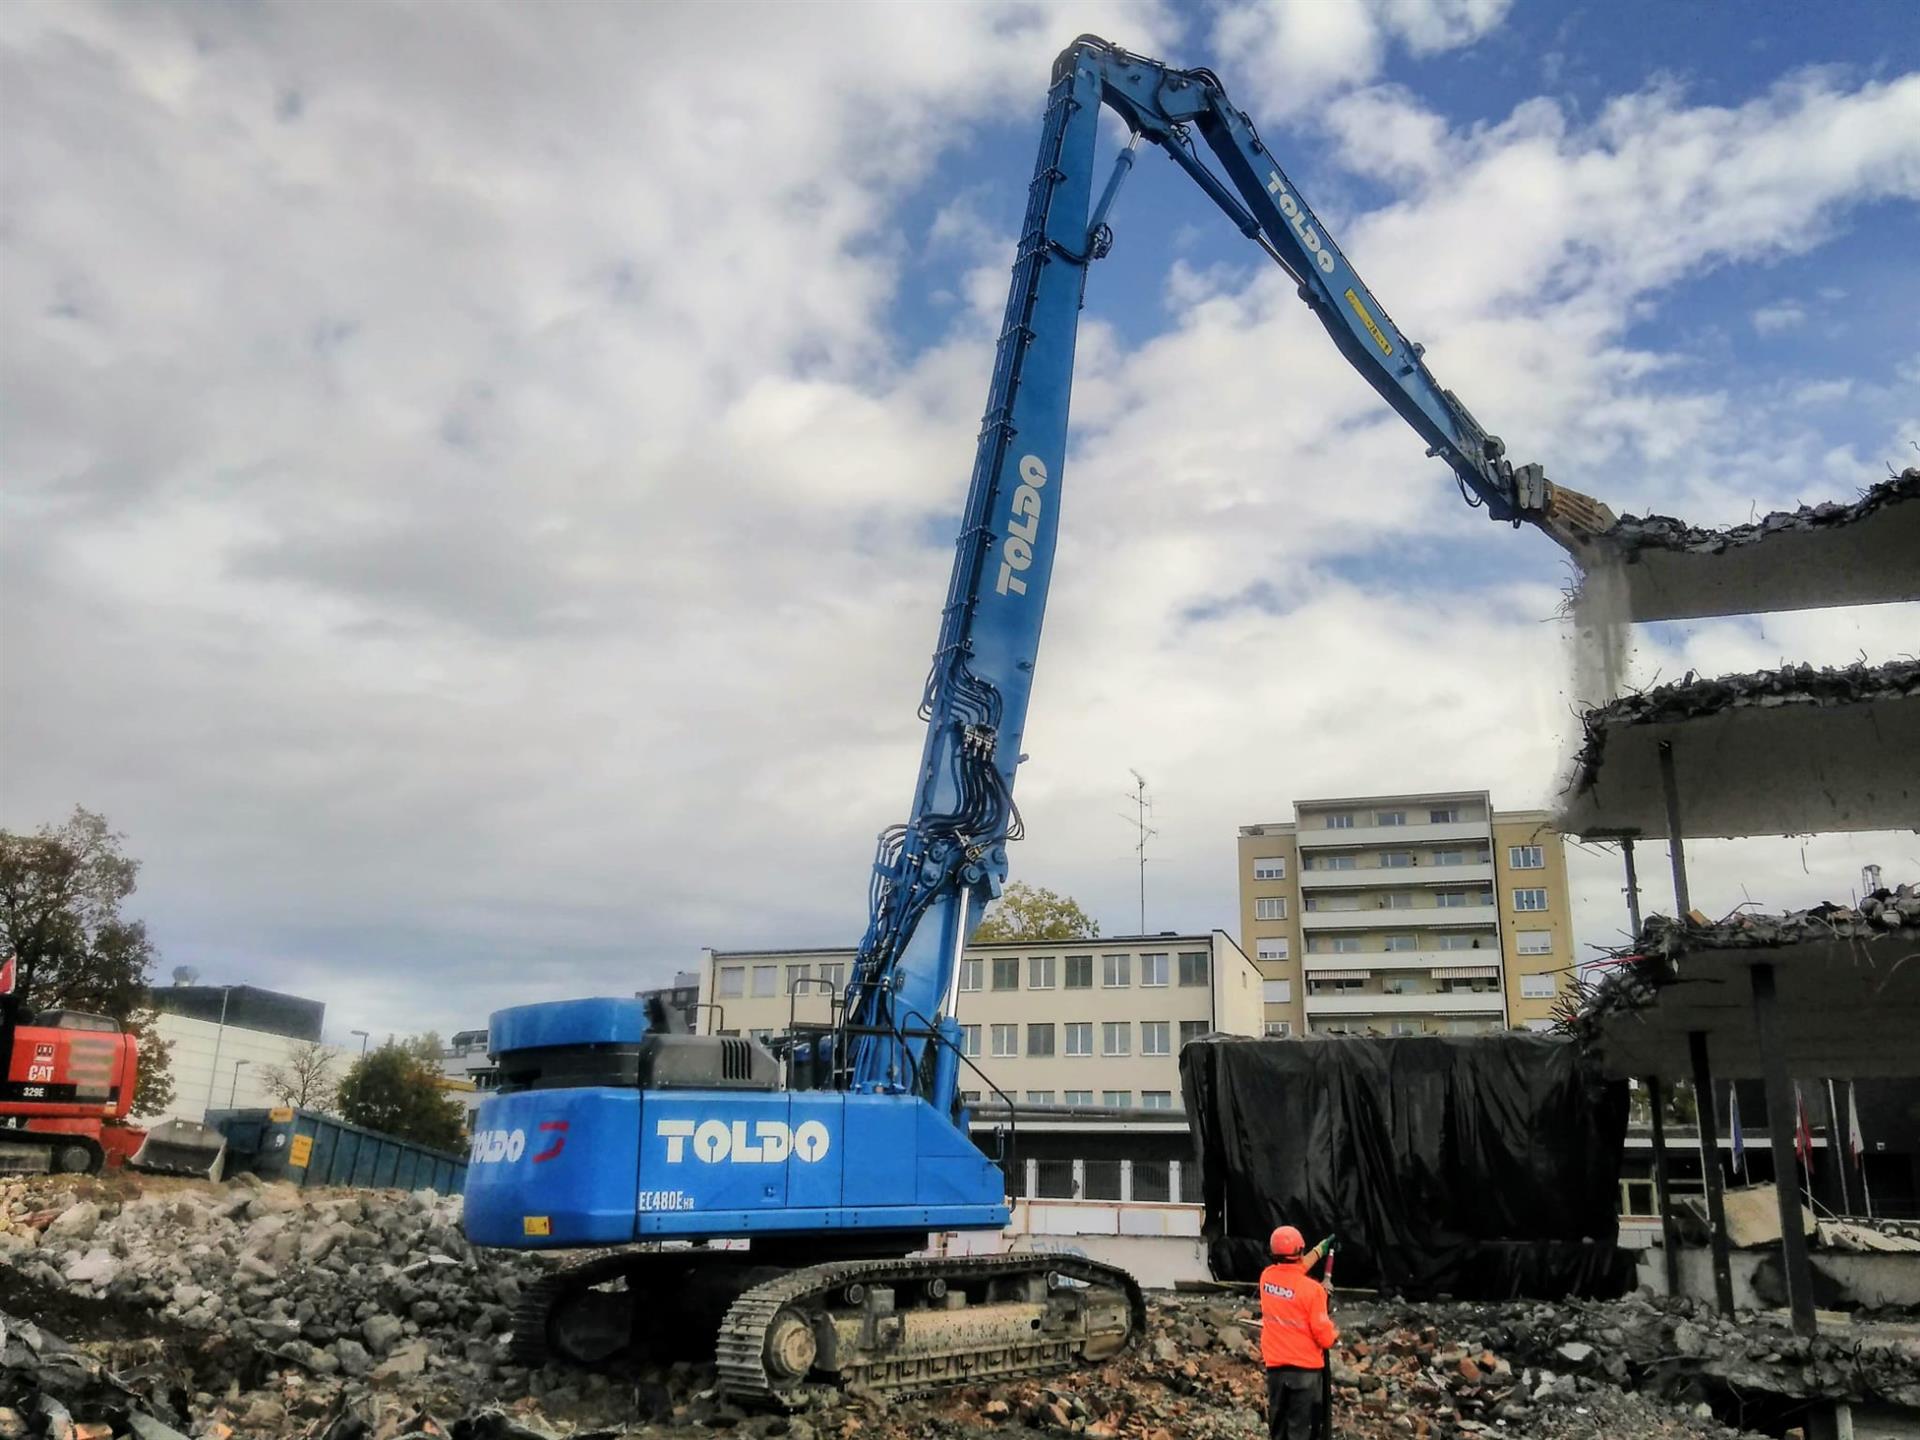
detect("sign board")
(288, 1134), (314, 1169)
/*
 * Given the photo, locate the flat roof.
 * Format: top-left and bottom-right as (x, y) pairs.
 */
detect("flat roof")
(1570, 469), (1919, 622)
(1557, 660), (1920, 839)
(1570, 887), (1920, 1081)
(710, 931), (1226, 961)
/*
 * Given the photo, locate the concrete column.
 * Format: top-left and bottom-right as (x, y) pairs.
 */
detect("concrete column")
(1024, 1157), (1038, 1200)
(1120, 1159), (1134, 1203)
(1071, 1159), (1085, 1200)
(1657, 742), (1691, 917)
(1647, 1077), (1682, 1297)
(1750, 963), (1819, 1338)
(1169, 1159), (1182, 1204)
(1688, 1030), (1737, 1315)
(1621, 837), (1644, 935)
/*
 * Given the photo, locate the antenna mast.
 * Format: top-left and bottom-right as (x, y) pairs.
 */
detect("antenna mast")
(1125, 769), (1157, 933)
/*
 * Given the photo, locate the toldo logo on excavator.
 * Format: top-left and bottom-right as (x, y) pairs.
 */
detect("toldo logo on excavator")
(1266, 172), (1336, 275)
(655, 1118), (831, 1165)
(994, 454), (1049, 597)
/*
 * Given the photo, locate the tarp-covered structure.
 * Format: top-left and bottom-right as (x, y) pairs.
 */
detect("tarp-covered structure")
(1181, 1033), (1634, 1299)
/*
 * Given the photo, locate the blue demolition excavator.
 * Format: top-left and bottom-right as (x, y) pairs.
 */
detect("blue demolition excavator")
(461, 36), (1609, 1402)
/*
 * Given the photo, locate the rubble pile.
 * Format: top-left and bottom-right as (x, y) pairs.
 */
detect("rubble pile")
(1597, 469), (1919, 558)
(8, 1175), (1920, 1438)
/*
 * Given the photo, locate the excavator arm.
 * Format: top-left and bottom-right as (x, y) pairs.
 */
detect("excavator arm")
(842, 36), (1611, 1096)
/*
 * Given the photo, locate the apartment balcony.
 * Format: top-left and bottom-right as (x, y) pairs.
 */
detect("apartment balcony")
(1299, 904), (1500, 931)
(1299, 862), (1494, 891)
(1303, 990), (1504, 1016)
(1302, 949), (1501, 974)
(1295, 820), (1489, 851)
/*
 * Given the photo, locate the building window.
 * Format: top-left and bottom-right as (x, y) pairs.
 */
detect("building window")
(1141, 953), (1169, 987)
(1384, 935), (1416, 952)
(1065, 1022), (1093, 1057)
(1316, 854), (1357, 870)
(1327, 937), (1362, 954)
(991, 1023), (1018, 1058)
(1376, 810), (1407, 827)
(1381, 851), (1415, 868)
(1383, 977), (1418, 995)
(1429, 807), (1459, 824)
(1309, 978), (1364, 994)
(1437, 933), (1481, 951)
(961, 1090), (981, 1103)
(1516, 930), (1552, 955)
(1137, 1020), (1168, 1056)
(1027, 1023), (1056, 1057)
(718, 966), (745, 999)
(1389, 1022), (1418, 1037)
(1379, 892), (1414, 910)
(1178, 951), (1211, 984)
(1254, 856), (1287, 880)
(992, 957), (1019, 991)
(750, 1028), (774, 1042)
(1437, 892), (1470, 908)
(1026, 1090), (1055, 1104)
(1179, 1020), (1210, 1048)
(1433, 849), (1465, 866)
(1141, 1091), (1174, 1110)
(1102, 953), (1131, 988)
(1508, 845), (1545, 870)
(1442, 977), (1496, 994)
(1513, 888), (1549, 912)
(1255, 939), (1288, 962)
(1065, 954), (1093, 988)
(1326, 813), (1354, 829)
(1262, 978), (1292, 1004)
(1264, 1021), (1292, 1038)
(1102, 1090), (1131, 1108)
(819, 962), (845, 987)
(1525, 1019), (1554, 1033)
(959, 958), (983, 992)
(1029, 955), (1056, 989)
(1064, 1090), (1093, 1106)
(1255, 898), (1288, 921)
(786, 963), (811, 992)
(1102, 1021), (1130, 1056)
(1318, 1022), (1354, 1036)
(960, 1025), (981, 1057)
(752, 965), (777, 998)
(1521, 974), (1557, 999)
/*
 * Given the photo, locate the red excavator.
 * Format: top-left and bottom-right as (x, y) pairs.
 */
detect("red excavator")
(0, 957), (226, 1177)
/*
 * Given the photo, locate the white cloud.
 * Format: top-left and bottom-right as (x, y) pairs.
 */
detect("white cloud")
(3, 3), (1915, 1046)
(1214, 0), (1513, 117)
(1753, 301), (1808, 334)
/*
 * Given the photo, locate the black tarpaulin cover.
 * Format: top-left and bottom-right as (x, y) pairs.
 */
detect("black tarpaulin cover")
(1181, 1033), (1634, 1300)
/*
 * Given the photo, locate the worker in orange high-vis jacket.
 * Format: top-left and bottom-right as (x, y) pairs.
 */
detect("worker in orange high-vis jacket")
(1258, 1226), (1338, 1440)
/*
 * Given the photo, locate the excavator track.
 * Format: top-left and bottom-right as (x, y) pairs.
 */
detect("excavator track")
(508, 1249), (1145, 1408)
(715, 1253), (1145, 1407)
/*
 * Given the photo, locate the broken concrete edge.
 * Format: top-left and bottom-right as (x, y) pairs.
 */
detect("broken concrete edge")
(1554, 882), (1920, 1041)
(1579, 467), (1919, 562)
(1558, 657), (1920, 806)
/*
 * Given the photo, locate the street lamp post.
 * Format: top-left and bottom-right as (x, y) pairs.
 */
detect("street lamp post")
(228, 1058), (251, 1108)
(203, 985), (234, 1121)
(351, 1029), (370, 1055)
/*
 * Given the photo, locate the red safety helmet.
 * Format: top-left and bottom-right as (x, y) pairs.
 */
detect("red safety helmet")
(1270, 1225), (1305, 1258)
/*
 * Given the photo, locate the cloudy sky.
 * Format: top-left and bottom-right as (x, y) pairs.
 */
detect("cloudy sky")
(4, 0), (1916, 1047)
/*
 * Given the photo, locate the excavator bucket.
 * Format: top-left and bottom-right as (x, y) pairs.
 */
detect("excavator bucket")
(129, 1119), (227, 1180)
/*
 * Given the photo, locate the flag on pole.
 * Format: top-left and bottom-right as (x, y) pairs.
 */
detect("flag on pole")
(1728, 1083), (1745, 1177)
(1848, 1086), (1866, 1166)
(0, 953), (14, 996)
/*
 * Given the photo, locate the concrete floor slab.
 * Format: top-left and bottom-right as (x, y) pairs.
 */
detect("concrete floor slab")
(1558, 660), (1920, 839)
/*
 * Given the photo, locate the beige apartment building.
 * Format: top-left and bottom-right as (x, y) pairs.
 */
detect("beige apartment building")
(696, 931), (1264, 1110)
(1236, 791), (1572, 1039)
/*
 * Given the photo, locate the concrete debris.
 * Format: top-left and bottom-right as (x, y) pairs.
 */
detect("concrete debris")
(1817, 1218), (1920, 1256)
(1597, 470), (1919, 561)
(11, 1176), (1920, 1438)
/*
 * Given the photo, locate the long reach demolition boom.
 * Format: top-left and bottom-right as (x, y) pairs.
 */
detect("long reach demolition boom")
(461, 35), (1608, 1404)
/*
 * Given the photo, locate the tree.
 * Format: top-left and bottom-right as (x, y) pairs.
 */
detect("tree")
(971, 882), (1100, 943)
(258, 1040), (341, 1113)
(336, 1041), (467, 1151)
(0, 808), (176, 1116)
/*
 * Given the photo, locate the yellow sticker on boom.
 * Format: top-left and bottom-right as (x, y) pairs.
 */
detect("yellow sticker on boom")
(288, 1134), (314, 1168)
(523, 1216), (552, 1237)
(269, 1106), (295, 1123)
(1344, 288), (1393, 357)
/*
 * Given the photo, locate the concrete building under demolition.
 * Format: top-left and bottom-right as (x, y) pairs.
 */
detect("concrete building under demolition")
(1559, 469), (1920, 1440)
(1236, 790), (1573, 1038)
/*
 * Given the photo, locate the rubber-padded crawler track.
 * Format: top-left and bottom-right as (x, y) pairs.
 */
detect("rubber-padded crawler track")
(714, 1253), (1146, 1406)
